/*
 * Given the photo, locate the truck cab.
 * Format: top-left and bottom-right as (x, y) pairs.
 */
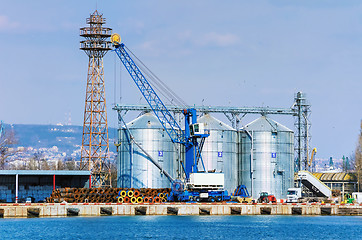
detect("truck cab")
(352, 192), (362, 204)
(286, 188), (302, 203)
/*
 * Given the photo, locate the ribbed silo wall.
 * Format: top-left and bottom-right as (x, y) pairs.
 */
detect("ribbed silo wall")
(198, 114), (238, 194)
(117, 113), (178, 189)
(239, 117), (294, 199)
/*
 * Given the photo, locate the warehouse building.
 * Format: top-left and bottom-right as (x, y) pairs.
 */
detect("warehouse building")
(0, 170), (91, 203)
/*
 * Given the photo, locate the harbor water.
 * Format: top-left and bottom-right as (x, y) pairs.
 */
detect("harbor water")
(0, 215), (361, 239)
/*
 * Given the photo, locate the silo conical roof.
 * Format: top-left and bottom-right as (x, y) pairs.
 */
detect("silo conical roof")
(126, 112), (169, 129)
(243, 116), (292, 132)
(198, 114), (234, 131)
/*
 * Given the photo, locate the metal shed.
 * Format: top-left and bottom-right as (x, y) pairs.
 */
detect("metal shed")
(0, 170), (91, 203)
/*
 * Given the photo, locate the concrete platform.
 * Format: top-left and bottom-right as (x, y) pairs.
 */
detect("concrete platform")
(0, 202), (361, 218)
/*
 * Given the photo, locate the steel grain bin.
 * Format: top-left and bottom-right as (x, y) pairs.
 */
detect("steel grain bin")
(117, 112), (179, 188)
(239, 116), (294, 199)
(198, 114), (238, 194)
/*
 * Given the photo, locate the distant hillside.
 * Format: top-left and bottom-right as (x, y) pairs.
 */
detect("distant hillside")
(3, 124), (118, 154)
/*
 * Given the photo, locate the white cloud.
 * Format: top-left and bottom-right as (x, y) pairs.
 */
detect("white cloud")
(0, 15), (19, 31)
(196, 32), (239, 47)
(178, 31), (239, 47)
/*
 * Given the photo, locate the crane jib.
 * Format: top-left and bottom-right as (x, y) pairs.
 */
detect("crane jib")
(114, 44), (186, 144)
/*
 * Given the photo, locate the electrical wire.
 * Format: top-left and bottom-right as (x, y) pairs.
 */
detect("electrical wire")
(124, 46), (189, 109)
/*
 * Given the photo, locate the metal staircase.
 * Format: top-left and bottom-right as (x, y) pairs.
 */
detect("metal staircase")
(298, 171), (331, 197)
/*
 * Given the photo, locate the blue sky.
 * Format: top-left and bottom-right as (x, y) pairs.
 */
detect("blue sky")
(0, 0), (361, 159)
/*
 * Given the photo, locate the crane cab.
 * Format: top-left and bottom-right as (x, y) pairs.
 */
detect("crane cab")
(190, 123), (209, 137)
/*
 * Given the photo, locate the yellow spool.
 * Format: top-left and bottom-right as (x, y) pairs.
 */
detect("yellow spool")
(137, 197), (143, 203)
(131, 197), (137, 203)
(120, 190), (127, 197)
(161, 197), (167, 202)
(159, 193), (164, 198)
(127, 190), (134, 197)
(117, 197), (124, 203)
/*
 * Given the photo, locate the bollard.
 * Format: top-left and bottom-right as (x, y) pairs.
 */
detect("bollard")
(0, 209), (4, 218)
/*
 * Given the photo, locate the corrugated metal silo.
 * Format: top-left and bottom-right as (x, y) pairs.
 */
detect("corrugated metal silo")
(198, 114), (238, 194)
(117, 112), (179, 188)
(239, 116), (294, 199)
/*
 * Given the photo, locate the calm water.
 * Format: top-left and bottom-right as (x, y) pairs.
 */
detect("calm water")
(0, 215), (361, 239)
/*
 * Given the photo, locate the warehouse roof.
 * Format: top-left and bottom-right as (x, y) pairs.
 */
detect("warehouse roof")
(0, 170), (91, 176)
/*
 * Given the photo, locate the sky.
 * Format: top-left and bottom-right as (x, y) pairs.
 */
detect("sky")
(0, 0), (361, 159)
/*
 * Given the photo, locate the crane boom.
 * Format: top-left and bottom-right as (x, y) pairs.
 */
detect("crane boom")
(308, 147), (317, 167)
(112, 34), (209, 179)
(113, 43), (186, 145)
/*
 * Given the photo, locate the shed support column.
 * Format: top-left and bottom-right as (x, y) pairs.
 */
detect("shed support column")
(53, 174), (55, 190)
(15, 174), (18, 203)
(89, 175), (92, 188)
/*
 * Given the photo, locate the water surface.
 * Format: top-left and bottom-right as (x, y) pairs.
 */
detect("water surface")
(0, 215), (361, 239)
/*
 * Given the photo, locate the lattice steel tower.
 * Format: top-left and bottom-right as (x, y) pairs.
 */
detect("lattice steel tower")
(293, 92), (311, 172)
(80, 10), (112, 187)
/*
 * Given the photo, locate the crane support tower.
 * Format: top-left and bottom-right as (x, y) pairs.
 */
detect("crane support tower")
(80, 10), (112, 187)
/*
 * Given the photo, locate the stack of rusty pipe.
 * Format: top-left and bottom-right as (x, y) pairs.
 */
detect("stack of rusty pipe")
(46, 188), (171, 204)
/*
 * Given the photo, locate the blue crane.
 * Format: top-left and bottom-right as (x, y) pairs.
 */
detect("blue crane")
(110, 34), (245, 202)
(111, 34), (209, 180)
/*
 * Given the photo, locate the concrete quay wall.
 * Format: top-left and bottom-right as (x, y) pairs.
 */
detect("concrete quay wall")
(0, 203), (361, 218)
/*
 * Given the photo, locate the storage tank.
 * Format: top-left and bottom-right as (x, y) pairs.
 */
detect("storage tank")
(117, 112), (179, 188)
(198, 114), (238, 194)
(239, 116), (294, 199)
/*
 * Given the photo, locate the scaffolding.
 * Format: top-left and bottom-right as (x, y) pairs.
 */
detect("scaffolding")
(80, 10), (112, 187)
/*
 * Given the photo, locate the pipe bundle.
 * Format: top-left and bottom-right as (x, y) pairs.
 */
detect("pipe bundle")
(46, 187), (170, 204)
